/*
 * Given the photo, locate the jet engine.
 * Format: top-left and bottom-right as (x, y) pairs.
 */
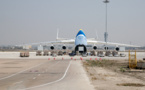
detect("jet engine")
(62, 46), (66, 50)
(93, 46), (97, 50)
(50, 46), (54, 50)
(115, 47), (120, 51)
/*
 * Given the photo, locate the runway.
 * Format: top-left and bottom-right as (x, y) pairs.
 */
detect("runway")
(0, 58), (94, 90)
(0, 51), (145, 90)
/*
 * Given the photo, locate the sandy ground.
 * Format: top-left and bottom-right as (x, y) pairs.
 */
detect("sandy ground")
(83, 60), (145, 90)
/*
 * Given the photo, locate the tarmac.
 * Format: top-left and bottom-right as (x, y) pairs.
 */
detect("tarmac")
(0, 52), (95, 90)
(0, 51), (145, 90)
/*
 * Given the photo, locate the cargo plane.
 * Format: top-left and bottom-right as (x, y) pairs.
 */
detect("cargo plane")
(34, 29), (139, 54)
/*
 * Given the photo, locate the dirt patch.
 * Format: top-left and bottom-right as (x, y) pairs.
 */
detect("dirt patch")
(117, 83), (145, 87)
(83, 59), (145, 90)
(83, 60), (125, 67)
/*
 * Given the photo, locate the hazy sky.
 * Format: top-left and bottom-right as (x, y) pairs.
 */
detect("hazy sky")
(0, 0), (145, 46)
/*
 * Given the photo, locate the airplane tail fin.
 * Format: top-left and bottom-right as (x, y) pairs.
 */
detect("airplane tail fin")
(56, 28), (69, 40)
(56, 28), (59, 40)
(95, 30), (99, 40)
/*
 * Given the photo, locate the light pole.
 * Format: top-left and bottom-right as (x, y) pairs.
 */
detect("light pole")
(103, 0), (109, 43)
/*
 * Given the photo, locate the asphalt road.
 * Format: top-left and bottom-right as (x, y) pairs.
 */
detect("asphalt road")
(0, 58), (94, 90)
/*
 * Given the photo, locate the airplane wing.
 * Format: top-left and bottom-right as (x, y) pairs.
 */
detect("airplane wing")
(23, 39), (75, 46)
(87, 40), (140, 47)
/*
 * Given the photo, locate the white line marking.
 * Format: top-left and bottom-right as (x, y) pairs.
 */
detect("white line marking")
(14, 81), (23, 85)
(0, 61), (49, 81)
(21, 60), (72, 90)
(33, 77), (36, 79)
(36, 60), (61, 76)
(0, 60), (61, 81)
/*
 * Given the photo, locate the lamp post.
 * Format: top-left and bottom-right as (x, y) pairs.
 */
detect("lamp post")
(103, 0), (109, 43)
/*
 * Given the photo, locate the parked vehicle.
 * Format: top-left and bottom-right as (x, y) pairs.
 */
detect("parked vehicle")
(120, 53), (126, 57)
(108, 53), (113, 57)
(82, 53), (87, 57)
(52, 53), (57, 57)
(20, 52), (29, 57)
(112, 51), (119, 57)
(36, 51), (42, 56)
(97, 51), (104, 57)
(58, 51), (63, 56)
(90, 51), (96, 56)
(43, 50), (49, 56)
(69, 51), (76, 56)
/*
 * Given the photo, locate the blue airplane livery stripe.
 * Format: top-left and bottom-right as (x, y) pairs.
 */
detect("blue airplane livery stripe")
(76, 30), (86, 37)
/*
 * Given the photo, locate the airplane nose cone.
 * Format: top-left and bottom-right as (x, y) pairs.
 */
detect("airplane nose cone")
(76, 29), (86, 37)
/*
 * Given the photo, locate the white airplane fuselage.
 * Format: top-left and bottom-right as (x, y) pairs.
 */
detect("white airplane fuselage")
(75, 30), (87, 46)
(74, 30), (87, 54)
